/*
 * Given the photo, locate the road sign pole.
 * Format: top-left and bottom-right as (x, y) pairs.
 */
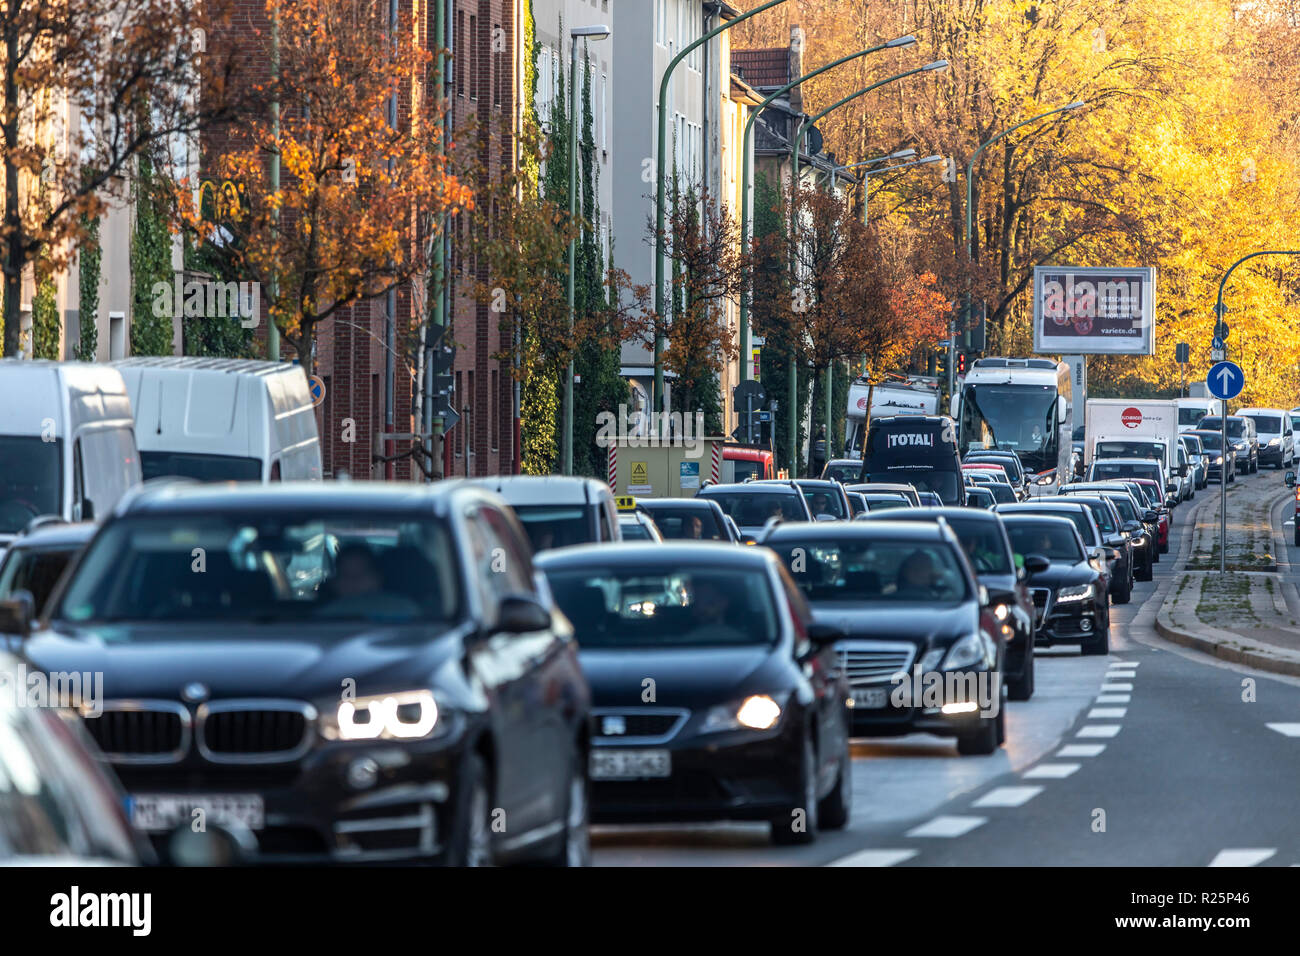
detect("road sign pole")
(1221, 411), (1227, 575)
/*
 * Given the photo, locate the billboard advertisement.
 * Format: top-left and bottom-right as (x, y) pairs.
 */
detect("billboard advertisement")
(1032, 266), (1156, 355)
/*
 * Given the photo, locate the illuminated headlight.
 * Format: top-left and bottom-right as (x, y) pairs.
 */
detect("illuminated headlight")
(323, 690), (445, 742)
(702, 693), (786, 733)
(940, 633), (992, 671)
(1133, 537), (1147, 547)
(1233, 442), (1247, 451)
(992, 603), (1010, 622)
(1214, 456), (1224, 464)
(1056, 584), (1093, 604)
(1269, 437), (1281, 446)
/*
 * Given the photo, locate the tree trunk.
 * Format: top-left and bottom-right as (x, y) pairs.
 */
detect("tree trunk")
(3, 34), (21, 357)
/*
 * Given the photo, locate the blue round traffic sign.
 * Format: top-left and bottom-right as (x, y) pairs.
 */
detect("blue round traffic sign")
(1206, 361), (1243, 400)
(308, 374), (326, 407)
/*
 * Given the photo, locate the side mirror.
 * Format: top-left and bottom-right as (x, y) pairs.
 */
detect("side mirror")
(495, 594), (551, 634)
(1286, 471), (1296, 488)
(1023, 554), (1051, 577)
(0, 590), (35, 638)
(1165, 481), (1178, 493)
(1123, 520), (1142, 534)
(815, 513), (837, 522)
(1142, 510), (1158, 523)
(1165, 495), (1179, 509)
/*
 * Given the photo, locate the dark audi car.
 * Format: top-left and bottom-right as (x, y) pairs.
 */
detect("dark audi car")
(1000, 514), (1109, 655)
(864, 508), (1036, 700)
(537, 542), (852, 845)
(761, 521), (1006, 756)
(4, 482), (592, 866)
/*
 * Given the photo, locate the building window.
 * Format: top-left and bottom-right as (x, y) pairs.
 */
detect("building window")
(469, 15), (478, 101)
(490, 368), (499, 451)
(537, 47), (552, 122)
(600, 72), (607, 150)
(455, 371), (464, 458)
(456, 11), (465, 95)
(493, 23), (502, 108)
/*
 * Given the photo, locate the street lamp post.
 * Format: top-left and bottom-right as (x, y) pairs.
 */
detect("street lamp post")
(562, 25), (611, 477)
(652, 0), (788, 434)
(857, 153), (943, 224)
(734, 36), (917, 400)
(786, 60), (949, 475)
(958, 101), (1085, 399)
(1213, 250), (1300, 574)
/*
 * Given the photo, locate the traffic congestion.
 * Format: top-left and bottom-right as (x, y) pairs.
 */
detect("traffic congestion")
(4, 352), (1289, 878)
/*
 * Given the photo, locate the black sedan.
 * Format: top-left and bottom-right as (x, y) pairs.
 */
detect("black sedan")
(696, 482), (813, 543)
(4, 482), (591, 866)
(864, 508), (1036, 700)
(1000, 514), (1110, 655)
(537, 543), (852, 845)
(760, 521), (1006, 756)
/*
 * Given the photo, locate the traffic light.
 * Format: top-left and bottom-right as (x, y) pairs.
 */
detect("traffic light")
(956, 352), (968, 376)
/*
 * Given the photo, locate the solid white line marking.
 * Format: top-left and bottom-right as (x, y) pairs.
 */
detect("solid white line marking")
(827, 848), (918, 867)
(972, 786), (1043, 808)
(1088, 707), (1128, 719)
(905, 815), (987, 838)
(1100, 682), (1134, 692)
(1024, 762), (1081, 779)
(1208, 849), (1276, 867)
(1266, 723), (1300, 737)
(1077, 724), (1122, 738)
(1058, 743), (1106, 757)
(1096, 694), (1131, 704)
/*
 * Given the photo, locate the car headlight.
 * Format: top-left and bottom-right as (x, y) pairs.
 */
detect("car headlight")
(1056, 584), (1093, 604)
(1233, 442), (1247, 451)
(992, 603), (1010, 622)
(940, 633), (991, 671)
(1269, 437), (1281, 446)
(1214, 455), (1224, 464)
(702, 693), (786, 733)
(321, 690), (446, 742)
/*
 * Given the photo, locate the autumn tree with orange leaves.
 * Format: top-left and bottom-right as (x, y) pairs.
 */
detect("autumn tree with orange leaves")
(192, 0), (471, 371)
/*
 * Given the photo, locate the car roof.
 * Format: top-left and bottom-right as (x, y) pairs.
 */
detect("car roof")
(1093, 457), (1161, 465)
(997, 512), (1080, 528)
(637, 497), (716, 509)
(996, 500), (1088, 513)
(871, 505), (998, 523)
(7, 522), (97, 548)
(535, 541), (769, 569)
(764, 519), (951, 542)
(698, 482), (800, 495)
(459, 475), (608, 505)
(115, 480), (476, 517)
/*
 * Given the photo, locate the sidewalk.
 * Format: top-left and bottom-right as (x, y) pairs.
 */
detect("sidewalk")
(1154, 473), (1300, 677)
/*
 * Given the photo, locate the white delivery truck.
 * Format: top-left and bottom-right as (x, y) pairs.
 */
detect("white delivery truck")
(113, 357), (322, 482)
(1175, 396), (1222, 432)
(1084, 399), (1180, 481)
(844, 376), (940, 459)
(0, 360), (142, 551)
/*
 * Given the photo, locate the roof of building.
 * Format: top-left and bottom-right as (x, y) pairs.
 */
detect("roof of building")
(732, 48), (789, 88)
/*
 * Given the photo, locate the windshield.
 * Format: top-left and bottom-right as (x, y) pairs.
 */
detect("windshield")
(1006, 522), (1084, 563)
(801, 487), (846, 519)
(618, 518), (654, 541)
(1178, 407), (1208, 426)
(770, 538), (969, 603)
(1101, 494), (1138, 522)
(986, 483), (1016, 504)
(966, 456), (1023, 480)
(1095, 441), (1165, 461)
(1192, 432), (1224, 452)
(965, 488), (994, 508)
(1091, 461), (1161, 483)
(1075, 500), (1117, 533)
(53, 514), (461, 625)
(869, 470), (960, 505)
(959, 383), (1058, 471)
(0, 437), (62, 534)
(0, 546), (77, 613)
(141, 451), (262, 482)
(641, 507), (723, 541)
(544, 566), (778, 648)
(865, 496), (910, 511)
(512, 505), (593, 551)
(946, 519), (1012, 574)
(1181, 437), (1203, 456)
(1015, 508), (1095, 544)
(1244, 414), (1282, 435)
(699, 491), (805, 526)
(821, 462), (859, 483)
(731, 460), (763, 482)
(1201, 417), (1247, 439)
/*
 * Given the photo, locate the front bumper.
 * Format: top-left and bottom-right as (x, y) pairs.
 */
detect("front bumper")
(589, 717), (807, 823)
(119, 735), (471, 865)
(846, 671), (999, 739)
(1260, 445), (1285, 465)
(1034, 592), (1104, 646)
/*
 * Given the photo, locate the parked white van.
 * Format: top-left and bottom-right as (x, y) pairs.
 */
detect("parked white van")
(0, 360), (141, 549)
(113, 357), (322, 482)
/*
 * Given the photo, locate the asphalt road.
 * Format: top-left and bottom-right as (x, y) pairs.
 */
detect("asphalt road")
(592, 468), (1300, 867)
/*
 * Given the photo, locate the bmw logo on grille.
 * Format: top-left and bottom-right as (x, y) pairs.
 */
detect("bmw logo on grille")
(602, 715), (627, 736)
(181, 682), (210, 703)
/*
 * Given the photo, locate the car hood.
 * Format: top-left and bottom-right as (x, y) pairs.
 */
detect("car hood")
(579, 644), (781, 707)
(809, 601), (978, 652)
(1024, 562), (1095, 590)
(21, 620), (473, 703)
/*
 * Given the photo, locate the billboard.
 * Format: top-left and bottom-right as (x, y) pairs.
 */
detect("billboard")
(1032, 266), (1156, 355)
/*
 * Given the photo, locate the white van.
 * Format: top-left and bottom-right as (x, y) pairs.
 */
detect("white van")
(113, 357), (322, 482)
(1236, 407), (1294, 469)
(465, 476), (621, 553)
(1175, 397), (1222, 432)
(0, 360), (141, 549)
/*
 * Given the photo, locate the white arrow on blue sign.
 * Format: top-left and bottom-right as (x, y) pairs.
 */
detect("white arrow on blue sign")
(1211, 336), (1225, 351)
(1206, 361), (1244, 400)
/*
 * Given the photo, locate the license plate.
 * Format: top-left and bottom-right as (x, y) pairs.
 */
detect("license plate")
(127, 793), (265, 833)
(589, 749), (671, 780)
(852, 687), (889, 709)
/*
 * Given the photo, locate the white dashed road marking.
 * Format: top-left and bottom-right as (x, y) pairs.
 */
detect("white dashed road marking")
(1023, 762), (1081, 779)
(1058, 743), (1107, 757)
(906, 815), (987, 838)
(1100, 682), (1134, 692)
(1088, 707), (1128, 719)
(972, 786), (1043, 808)
(1266, 723), (1300, 737)
(1208, 849), (1276, 867)
(1077, 724), (1122, 738)
(827, 849), (918, 867)
(1096, 694), (1131, 704)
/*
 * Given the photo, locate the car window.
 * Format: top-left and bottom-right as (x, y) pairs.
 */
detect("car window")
(479, 506), (535, 594)
(544, 565), (779, 648)
(700, 492), (805, 526)
(0, 547), (76, 613)
(1006, 522), (1084, 562)
(642, 507), (723, 540)
(801, 487), (846, 519)
(511, 505), (593, 551)
(769, 538), (969, 603)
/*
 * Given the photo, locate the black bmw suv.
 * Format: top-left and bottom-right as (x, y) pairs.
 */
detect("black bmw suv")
(2, 482), (592, 866)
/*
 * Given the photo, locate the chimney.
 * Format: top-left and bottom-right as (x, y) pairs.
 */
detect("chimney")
(789, 26), (805, 115)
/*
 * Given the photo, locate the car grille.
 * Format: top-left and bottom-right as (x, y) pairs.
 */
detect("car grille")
(84, 702), (189, 763)
(839, 645), (915, 687)
(592, 709), (688, 743)
(1030, 588), (1053, 627)
(197, 702), (315, 763)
